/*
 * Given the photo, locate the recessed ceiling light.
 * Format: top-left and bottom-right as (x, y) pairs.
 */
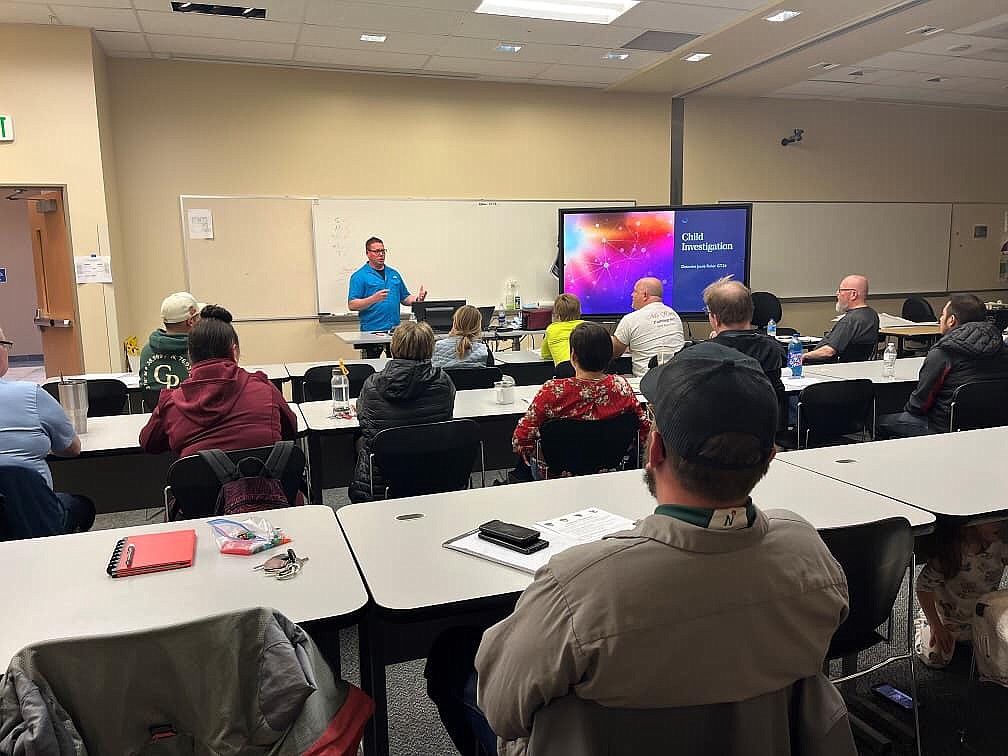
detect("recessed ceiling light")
(360, 33), (387, 42)
(603, 51), (630, 60)
(170, 1), (265, 16)
(848, 69), (864, 76)
(906, 25), (944, 36)
(764, 10), (800, 23)
(496, 42), (523, 52)
(926, 76), (944, 83)
(476, 0), (638, 25)
(682, 52), (711, 62)
(808, 61), (840, 71)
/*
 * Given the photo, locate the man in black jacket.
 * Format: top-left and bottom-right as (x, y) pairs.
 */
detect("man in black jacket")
(703, 277), (785, 403)
(878, 294), (1008, 437)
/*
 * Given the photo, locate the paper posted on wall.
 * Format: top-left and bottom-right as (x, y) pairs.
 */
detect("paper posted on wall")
(74, 255), (112, 284)
(187, 208), (214, 240)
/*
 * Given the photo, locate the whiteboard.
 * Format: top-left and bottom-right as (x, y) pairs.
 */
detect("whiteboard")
(748, 202), (953, 297)
(313, 198), (633, 315)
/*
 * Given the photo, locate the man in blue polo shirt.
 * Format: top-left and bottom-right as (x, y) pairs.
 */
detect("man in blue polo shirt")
(348, 236), (427, 357)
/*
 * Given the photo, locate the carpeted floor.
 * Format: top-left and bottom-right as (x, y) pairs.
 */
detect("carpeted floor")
(93, 492), (1008, 756)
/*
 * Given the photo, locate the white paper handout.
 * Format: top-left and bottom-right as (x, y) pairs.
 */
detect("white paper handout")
(187, 209), (214, 240)
(74, 255), (113, 284)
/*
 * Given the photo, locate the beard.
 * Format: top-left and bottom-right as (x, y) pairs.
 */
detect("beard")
(835, 300), (848, 314)
(643, 467), (657, 499)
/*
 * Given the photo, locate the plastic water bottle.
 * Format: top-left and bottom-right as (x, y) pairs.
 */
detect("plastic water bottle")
(767, 318), (777, 339)
(883, 341), (897, 379)
(788, 333), (803, 377)
(331, 366), (349, 415)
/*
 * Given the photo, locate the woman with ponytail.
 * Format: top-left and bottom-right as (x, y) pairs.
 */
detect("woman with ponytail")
(431, 305), (493, 369)
(140, 305), (297, 458)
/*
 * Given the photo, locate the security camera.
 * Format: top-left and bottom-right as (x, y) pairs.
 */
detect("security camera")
(781, 128), (804, 147)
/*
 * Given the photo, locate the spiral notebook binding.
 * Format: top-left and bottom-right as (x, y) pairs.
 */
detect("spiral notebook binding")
(106, 537), (128, 577)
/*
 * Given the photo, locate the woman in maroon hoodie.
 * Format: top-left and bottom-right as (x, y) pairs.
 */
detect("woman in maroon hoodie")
(139, 305), (297, 457)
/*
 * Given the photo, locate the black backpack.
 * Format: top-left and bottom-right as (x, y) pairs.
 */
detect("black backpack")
(198, 441), (295, 516)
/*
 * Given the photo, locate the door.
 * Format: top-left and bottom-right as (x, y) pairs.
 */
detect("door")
(27, 190), (84, 376)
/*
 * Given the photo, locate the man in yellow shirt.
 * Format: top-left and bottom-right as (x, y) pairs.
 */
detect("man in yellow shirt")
(541, 294), (584, 365)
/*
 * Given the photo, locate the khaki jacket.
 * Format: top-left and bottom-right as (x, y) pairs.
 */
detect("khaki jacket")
(476, 508), (849, 754)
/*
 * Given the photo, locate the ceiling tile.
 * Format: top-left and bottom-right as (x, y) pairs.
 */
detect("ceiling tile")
(954, 12), (1008, 38)
(940, 56), (1008, 79)
(340, 0), (479, 10)
(855, 51), (953, 75)
(294, 44), (430, 69)
(648, 0), (762, 6)
(455, 12), (642, 47)
(773, 80), (858, 98)
(138, 10), (300, 42)
(298, 26), (447, 54)
(0, 1), (55, 23)
(134, 0), (308, 23)
(814, 67), (903, 84)
(18, 0), (127, 6)
(559, 45), (664, 68)
(424, 54), (550, 77)
(49, 5), (140, 31)
(536, 62), (630, 84)
(96, 29), (149, 52)
(434, 36), (570, 63)
(874, 71), (974, 90)
(147, 33), (295, 59)
(900, 32), (1007, 57)
(612, 2), (746, 34)
(305, 0), (463, 35)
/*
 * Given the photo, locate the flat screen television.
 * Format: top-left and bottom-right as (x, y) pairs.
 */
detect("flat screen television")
(558, 204), (752, 319)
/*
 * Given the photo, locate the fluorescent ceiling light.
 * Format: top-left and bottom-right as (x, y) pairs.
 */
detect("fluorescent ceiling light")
(360, 33), (387, 42)
(476, 0), (638, 25)
(906, 25), (944, 36)
(603, 51), (629, 60)
(497, 42), (523, 52)
(808, 61), (839, 71)
(682, 52), (711, 62)
(764, 10), (800, 23)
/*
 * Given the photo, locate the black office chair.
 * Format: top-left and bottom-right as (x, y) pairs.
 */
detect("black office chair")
(141, 388), (163, 412)
(608, 355), (633, 375)
(43, 378), (129, 417)
(779, 379), (875, 450)
(837, 341), (879, 363)
(445, 366), (502, 391)
(0, 466), (70, 540)
(369, 419), (484, 499)
(477, 306), (495, 331)
(534, 413), (641, 479)
(949, 379), (1008, 432)
(500, 361), (555, 386)
(553, 360), (575, 379)
(751, 292), (783, 329)
(303, 364), (376, 401)
(901, 296), (936, 323)
(819, 517), (920, 756)
(164, 443), (306, 521)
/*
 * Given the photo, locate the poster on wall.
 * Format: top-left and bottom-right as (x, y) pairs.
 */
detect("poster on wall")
(187, 209), (214, 240)
(74, 255), (113, 284)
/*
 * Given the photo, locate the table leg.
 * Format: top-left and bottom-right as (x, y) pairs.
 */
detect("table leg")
(359, 615), (390, 756)
(307, 432), (324, 506)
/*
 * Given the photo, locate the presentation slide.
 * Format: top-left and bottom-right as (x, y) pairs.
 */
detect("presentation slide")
(560, 205), (750, 316)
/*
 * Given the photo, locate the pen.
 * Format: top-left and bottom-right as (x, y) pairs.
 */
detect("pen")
(125, 543), (135, 568)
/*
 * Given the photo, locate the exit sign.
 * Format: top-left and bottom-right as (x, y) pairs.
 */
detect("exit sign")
(0, 115), (12, 142)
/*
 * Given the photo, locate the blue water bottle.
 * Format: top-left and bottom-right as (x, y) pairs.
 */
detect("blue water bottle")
(767, 318), (777, 339)
(788, 333), (803, 377)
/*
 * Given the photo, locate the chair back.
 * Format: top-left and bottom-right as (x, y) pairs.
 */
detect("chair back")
(141, 388), (162, 412)
(796, 379), (875, 448)
(165, 443), (305, 521)
(819, 517), (913, 659)
(0, 466), (67, 540)
(370, 419), (482, 499)
(836, 341), (878, 362)
(477, 306), (495, 330)
(522, 674), (855, 756)
(751, 292), (783, 329)
(538, 413), (640, 478)
(901, 296), (936, 323)
(500, 361), (555, 386)
(553, 360), (575, 379)
(950, 379), (1008, 432)
(445, 366), (502, 390)
(303, 363), (375, 401)
(43, 378), (129, 417)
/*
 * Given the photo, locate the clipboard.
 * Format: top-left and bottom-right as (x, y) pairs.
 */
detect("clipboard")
(106, 530), (197, 578)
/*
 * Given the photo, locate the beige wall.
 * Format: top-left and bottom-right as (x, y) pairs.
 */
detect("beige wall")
(682, 96), (1008, 335)
(0, 200), (43, 355)
(107, 59), (672, 363)
(0, 24), (120, 373)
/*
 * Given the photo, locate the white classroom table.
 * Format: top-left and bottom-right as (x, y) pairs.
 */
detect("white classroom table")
(339, 463), (933, 756)
(336, 330), (545, 354)
(0, 505), (367, 669)
(803, 356), (924, 384)
(492, 349), (547, 364)
(59, 403), (309, 457)
(43, 364), (290, 389)
(285, 359), (389, 379)
(778, 426), (1008, 523)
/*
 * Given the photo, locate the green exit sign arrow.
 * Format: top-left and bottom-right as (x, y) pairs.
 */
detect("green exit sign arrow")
(0, 115), (12, 142)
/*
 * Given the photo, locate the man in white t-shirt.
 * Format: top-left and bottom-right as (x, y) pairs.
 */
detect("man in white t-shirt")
(612, 277), (685, 376)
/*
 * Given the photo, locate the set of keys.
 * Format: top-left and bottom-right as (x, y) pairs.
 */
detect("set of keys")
(254, 549), (308, 580)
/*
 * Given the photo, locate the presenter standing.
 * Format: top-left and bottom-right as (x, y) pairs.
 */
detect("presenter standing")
(348, 236), (427, 357)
